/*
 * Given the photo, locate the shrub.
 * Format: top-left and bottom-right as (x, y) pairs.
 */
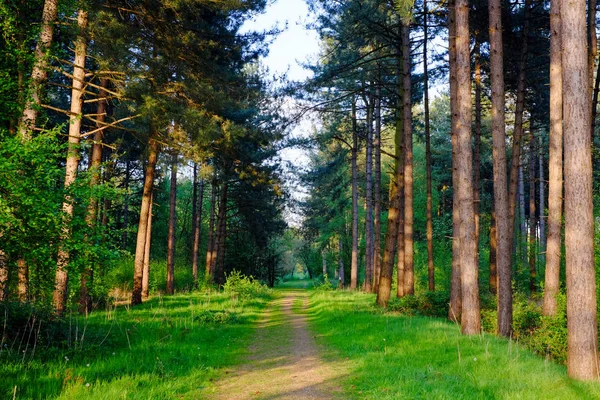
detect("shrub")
(388, 291), (449, 318)
(223, 270), (271, 300)
(313, 274), (334, 291)
(195, 310), (238, 324)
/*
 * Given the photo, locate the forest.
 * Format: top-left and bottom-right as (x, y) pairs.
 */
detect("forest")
(2, 0), (600, 397)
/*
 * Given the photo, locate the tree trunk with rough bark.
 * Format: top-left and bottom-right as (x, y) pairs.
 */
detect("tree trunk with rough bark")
(132, 135), (159, 305)
(142, 193), (153, 300)
(474, 39), (482, 269)
(351, 101), (359, 290)
(402, 23), (414, 297)
(166, 152), (177, 295)
(364, 95), (374, 293)
(192, 164), (204, 287)
(519, 164), (526, 264)
(489, 210), (498, 295)
(54, 10), (89, 315)
(373, 84), (382, 293)
(539, 136), (546, 268)
(529, 129), (537, 294)
(424, 0), (434, 291)
(448, 0), (462, 322)
(205, 178), (217, 281)
(18, 0), (59, 140)
(456, 0), (480, 335)
(562, 0), (599, 379)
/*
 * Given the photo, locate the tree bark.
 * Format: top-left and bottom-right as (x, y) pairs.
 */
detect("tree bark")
(489, 210), (498, 295)
(215, 182), (228, 285)
(132, 135), (159, 305)
(0, 250), (7, 301)
(192, 164), (205, 287)
(79, 78), (109, 314)
(205, 178), (217, 281)
(474, 38), (482, 269)
(350, 101), (359, 289)
(519, 164), (526, 264)
(448, 0), (462, 322)
(17, 259), (28, 302)
(54, 10), (89, 315)
(508, 0), (532, 269)
(539, 135), (546, 268)
(166, 152), (178, 295)
(377, 51), (404, 306)
(424, 0), (434, 292)
(18, 0), (59, 140)
(373, 83), (382, 293)
(364, 94), (374, 293)
(142, 192), (153, 299)
(402, 23), (414, 297)
(562, 0), (599, 379)
(456, 0), (480, 335)
(528, 128), (537, 294)
(547, 93), (565, 312)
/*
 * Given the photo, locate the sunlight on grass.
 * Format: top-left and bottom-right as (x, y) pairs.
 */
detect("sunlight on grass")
(1, 291), (270, 399)
(308, 290), (600, 399)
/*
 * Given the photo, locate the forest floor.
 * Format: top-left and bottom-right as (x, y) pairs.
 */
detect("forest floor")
(203, 288), (349, 399)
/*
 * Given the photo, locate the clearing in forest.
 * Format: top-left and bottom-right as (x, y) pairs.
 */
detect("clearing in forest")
(204, 289), (348, 399)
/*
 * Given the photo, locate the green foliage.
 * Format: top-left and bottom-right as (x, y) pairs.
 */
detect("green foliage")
(387, 291), (450, 318)
(313, 273), (334, 291)
(223, 270), (271, 301)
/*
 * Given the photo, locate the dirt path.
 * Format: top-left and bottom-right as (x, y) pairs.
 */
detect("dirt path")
(205, 290), (347, 399)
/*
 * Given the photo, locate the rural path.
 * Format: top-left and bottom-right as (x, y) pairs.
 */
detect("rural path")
(205, 289), (347, 399)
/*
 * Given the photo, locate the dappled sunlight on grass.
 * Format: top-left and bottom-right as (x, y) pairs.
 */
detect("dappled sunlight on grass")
(1, 291), (270, 399)
(308, 290), (600, 399)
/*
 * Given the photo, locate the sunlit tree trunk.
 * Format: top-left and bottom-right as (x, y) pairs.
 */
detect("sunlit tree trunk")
(351, 101), (359, 289)
(54, 10), (89, 315)
(192, 164), (205, 287)
(528, 129), (537, 294)
(448, 0), (461, 322)
(79, 78), (108, 314)
(205, 178), (217, 281)
(562, 0), (599, 379)
(456, 0), (480, 335)
(132, 135), (159, 305)
(373, 84), (382, 293)
(166, 152), (177, 295)
(364, 95), (374, 293)
(402, 23), (414, 296)
(377, 50), (404, 307)
(18, 0), (59, 140)
(142, 192), (153, 300)
(424, 0), (434, 291)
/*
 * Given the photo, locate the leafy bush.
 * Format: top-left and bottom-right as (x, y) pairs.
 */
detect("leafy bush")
(313, 274), (334, 291)
(388, 291), (449, 318)
(195, 310), (238, 324)
(223, 270), (271, 300)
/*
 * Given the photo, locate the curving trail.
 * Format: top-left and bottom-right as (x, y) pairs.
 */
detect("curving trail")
(205, 289), (347, 399)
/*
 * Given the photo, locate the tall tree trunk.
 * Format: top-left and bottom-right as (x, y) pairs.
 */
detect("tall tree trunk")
(192, 164), (205, 287)
(18, 0), (59, 140)
(17, 259), (28, 302)
(122, 160), (131, 249)
(338, 235), (345, 288)
(364, 95), (374, 293)
(0, 250), (7, 301)
(402, 23), (414, 297)
(322, 250), (327, 276)
(166, 152), (178, 295)
(562, 0), (599, 379)
(529, 128), (537, 294)
(519, 164), (526, 264)
(424, 0), (434, 292)
(538, 136), (547, 269)
(79, 78), (109, 314)
(456, 0), (480, 335)
(215, 183), (228, 285)
(373, 84), (382, 293)
(350, 101), (359, 290)
(53, 10), (89, 315)
(489, 210), (498, 295)
(377, 54), (405, 307)
(142, 192), (153, 299)
(205, 178), (217, 281)
(474, 38), (482, 267)
(448, 0), (462, 322)
(508, 0), (532, 268)
(132, 135), (159, 305)
(589, 0), (597, 103)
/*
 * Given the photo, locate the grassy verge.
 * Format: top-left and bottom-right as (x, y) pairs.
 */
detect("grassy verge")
(1, 290), (270, 399)
(308, 290), (600, 399)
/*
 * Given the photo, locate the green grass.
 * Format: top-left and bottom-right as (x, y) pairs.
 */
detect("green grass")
(1, 290), (270, 399)
(308, 290), (600, 399)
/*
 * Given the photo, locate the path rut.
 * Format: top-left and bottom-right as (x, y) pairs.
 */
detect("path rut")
(205, 290), (347, 399)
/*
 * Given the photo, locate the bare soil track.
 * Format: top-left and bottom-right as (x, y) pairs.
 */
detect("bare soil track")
(205, 289), (347, 399)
